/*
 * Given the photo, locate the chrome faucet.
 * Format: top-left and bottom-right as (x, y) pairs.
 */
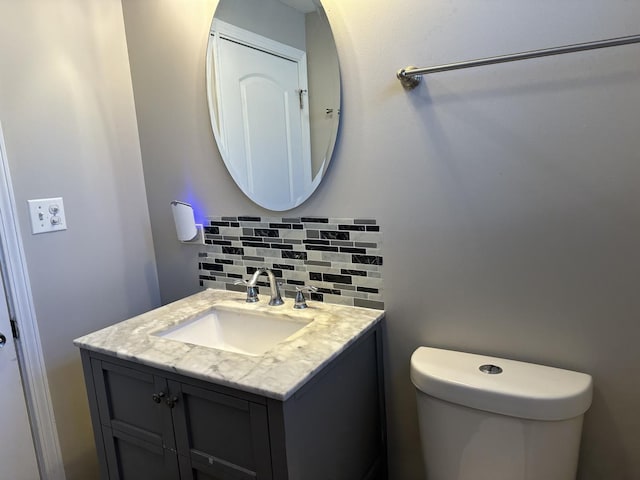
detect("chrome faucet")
(246, 268), (284, 306)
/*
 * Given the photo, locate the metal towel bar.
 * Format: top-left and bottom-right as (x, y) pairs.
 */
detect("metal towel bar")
(397, 33), (640, 89)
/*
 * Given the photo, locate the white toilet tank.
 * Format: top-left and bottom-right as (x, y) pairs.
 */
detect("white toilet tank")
(411, 347), (593, 480)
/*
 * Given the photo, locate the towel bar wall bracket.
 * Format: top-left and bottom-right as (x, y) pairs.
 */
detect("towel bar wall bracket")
(397, 33), (640, 90)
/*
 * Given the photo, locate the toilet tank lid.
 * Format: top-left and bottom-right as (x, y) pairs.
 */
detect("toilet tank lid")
(411, 347), (593, 421)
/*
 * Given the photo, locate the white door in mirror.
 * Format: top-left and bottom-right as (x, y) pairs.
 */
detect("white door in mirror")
(217, 37), (311, 210)
(27, 197), (67, 234)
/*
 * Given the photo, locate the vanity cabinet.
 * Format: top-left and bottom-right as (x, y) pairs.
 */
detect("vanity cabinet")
(80, 324), (386, 480)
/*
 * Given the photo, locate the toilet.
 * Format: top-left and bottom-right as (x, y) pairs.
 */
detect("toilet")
(411, 347), (593, 480)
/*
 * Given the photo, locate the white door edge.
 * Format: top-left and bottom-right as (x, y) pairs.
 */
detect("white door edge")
(0, 119), (65, 479)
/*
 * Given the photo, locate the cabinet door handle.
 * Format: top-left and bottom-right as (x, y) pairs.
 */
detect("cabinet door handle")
(152, 391), (166, 404)
(165, 395), (179, 409)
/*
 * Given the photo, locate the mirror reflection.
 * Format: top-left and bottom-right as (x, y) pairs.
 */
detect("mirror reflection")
(206, 0), (341, 211)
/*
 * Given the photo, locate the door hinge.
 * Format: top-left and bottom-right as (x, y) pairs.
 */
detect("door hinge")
(10, 317), (19, 339)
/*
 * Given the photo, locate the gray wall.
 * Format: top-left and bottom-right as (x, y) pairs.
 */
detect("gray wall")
(127, 0), (640, 479)
(0, 0), (160, 478)
(215, 0), (305, 50)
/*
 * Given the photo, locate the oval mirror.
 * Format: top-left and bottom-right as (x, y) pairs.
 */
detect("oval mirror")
(206, 0), (341, 211)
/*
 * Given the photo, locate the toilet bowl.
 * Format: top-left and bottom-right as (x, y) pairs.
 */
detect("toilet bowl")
(411, 347), (593, 480)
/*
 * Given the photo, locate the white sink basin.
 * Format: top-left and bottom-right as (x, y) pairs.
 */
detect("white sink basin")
(156, 307), (310, 356)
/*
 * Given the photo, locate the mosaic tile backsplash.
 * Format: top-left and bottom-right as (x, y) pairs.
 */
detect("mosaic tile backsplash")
(198, 216), (384, 309)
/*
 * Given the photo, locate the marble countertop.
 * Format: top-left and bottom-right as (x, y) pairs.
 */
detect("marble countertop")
(73, 289), (384, 400)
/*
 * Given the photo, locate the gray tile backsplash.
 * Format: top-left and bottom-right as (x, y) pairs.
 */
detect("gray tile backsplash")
(198, 216), (384, 309)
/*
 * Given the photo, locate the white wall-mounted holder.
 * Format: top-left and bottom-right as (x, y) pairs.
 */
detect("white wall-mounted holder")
(170, 201), (204, 245)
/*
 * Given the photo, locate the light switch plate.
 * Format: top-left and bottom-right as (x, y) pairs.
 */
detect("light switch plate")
(27, 197), (67, 234)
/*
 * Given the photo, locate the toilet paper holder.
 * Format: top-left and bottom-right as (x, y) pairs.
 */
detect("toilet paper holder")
(170, 200), (204, 245)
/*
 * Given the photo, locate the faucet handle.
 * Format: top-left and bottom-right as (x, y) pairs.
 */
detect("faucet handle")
(234, 279), (259, 303)
(294, 286), (318, 309)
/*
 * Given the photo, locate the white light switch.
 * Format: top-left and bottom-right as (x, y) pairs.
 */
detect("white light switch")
(28, 197), (67, 234)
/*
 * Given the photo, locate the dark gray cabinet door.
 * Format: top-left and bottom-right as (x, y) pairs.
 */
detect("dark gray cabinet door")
(170, 381), (273, 480)
(91, 359), (179, 479)
(101, 426), (180, 480)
